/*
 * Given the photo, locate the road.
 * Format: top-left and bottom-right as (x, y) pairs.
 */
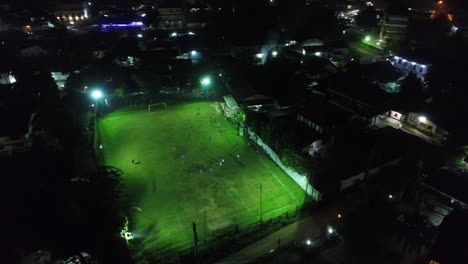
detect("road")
(215, 204), (340, 264)
(349, 42), (384, 63)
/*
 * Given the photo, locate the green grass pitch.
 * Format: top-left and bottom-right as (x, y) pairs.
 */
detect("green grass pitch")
(99, 101), (304, 254)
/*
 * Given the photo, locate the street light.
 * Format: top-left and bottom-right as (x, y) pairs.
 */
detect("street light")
(272, 51), (278, 57)
(91, 90), (102, 100)
(418, 116), (427, 123)
(201, 76), (211, 87)
(137, 33), (143, 38)
(191, 50), (198, 56)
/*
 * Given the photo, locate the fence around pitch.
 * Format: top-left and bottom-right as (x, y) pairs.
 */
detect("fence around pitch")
(132, 187), (306, 263)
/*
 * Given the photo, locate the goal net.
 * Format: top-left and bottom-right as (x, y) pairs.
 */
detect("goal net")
(148, 103), (167, 112)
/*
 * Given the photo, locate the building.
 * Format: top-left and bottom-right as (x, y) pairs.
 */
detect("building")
(391, 54), (431, 81)
(425, 210), (468, 264)
(360, 61), (406, 93)
(51, 72), (70, 90)
(380, 8), (409, 47)
(158, 1), (184, 30)
(380, 102), (449, 144)
(54, 3), (88, 23)
(0, 136), (32, 156)
(319, 72), (396, 121)
(0, 72), (16, 85)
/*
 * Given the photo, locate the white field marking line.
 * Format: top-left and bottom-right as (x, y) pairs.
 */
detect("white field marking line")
(272, 172), (299, 203)
(230, 187), (251, 211)
(262, 204), (294, 217)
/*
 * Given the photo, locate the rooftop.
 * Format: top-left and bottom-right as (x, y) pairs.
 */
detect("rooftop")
(427, 168), (468, 204)
(360, 61), (405, 83)
(298, 101), (351, 127)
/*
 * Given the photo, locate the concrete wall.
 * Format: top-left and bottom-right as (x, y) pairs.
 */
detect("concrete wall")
(246, 127), (322, 201)
(406, 113), (437, 135)
(341, 159), (401, 190)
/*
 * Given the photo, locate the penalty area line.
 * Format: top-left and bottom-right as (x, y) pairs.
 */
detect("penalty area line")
(272, 172), (299, 203)
(230, 187), (251, 211)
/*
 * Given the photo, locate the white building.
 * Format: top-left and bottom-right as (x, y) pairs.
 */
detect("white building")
(0, 72), (16, 85)
(0, 136), (32, 156)
(391, 55), (431, 80)
(51, 72), (70, 90)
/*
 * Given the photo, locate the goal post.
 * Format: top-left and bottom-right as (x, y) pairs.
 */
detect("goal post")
(148, 103), (167, 112)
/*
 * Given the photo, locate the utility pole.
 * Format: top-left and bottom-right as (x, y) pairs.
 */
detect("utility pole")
(304, 170), (313, 204)
(192, 222), (198, 257)
(204, 208), (207, 244)
(260, 184), (263, 222)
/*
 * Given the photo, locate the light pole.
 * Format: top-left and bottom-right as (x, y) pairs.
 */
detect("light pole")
(91, 89), (103, 159)
(91, 89), (103, 116)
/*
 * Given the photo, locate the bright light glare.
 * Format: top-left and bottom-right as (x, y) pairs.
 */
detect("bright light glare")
(201, 77), (211, 86)
(170, 32), (178, 37)
(364, 35), (371, 41)
(141, 13), (146, 17)
(418, 116), (427, 123)
(315, 52), (321, 56)
(91, 90), (102, 99)
(306, 240), (311, 245)
(272, 51), (278, 57)
(388, 194), (393, 199)
(137, 34), (143, 38)
(188, 31), (195, 35)
(327, 227), (334, 234)
(256, 53), (263, 58)
(191, 50), (197, 56)
(302, 49), (306, 55)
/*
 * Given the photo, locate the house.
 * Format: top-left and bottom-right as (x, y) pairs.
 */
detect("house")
(298, 103), (345, 135)
(54, 3), (88, 23)
(186, 2), (212, 29)
(381, 102), (449, 143)
(425, 210), (468, 264)
(423, 168), (468, 210)
(158, 0), (185, 30)
(391, 53), (431, 81)
(339, 127), (422, 191)
(360, 61), (406, 93)
(319, 72), (397, 122)
(0, 72), (16, 85)
(51, 72), (70, 90)
(296, 101), (351, 156)
(20, 46), (48, 57)
(0, 136), (32, 156)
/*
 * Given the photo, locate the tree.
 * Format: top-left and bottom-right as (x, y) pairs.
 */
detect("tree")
(400, 73), (422, 98)
(356, 7), (378, 30)
(280, 146), (309, 175)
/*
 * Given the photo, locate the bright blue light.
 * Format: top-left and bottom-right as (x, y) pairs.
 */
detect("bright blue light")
(100, 21), (143, 28)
